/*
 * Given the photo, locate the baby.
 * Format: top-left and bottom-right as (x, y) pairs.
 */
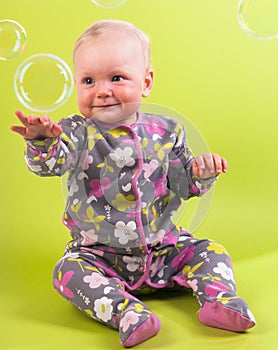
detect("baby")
(11, 20), (255, 347)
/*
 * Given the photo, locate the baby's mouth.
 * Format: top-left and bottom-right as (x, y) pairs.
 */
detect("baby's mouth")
(93, 103), (120, 109)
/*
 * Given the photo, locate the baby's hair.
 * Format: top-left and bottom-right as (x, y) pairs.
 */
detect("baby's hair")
(73, 19), (151, 69)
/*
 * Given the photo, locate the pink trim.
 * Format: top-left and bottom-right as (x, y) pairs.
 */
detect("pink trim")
(120, 124), (149, 255)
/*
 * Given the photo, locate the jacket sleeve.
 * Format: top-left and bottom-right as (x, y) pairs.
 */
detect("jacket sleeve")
(168, 123), (217, 199)
(24, 115), (86, 177)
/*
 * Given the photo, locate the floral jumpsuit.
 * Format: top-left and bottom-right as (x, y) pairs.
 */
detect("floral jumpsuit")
(24, 111), (255, 345)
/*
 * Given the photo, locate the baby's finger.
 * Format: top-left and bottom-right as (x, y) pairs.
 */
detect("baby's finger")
(52, 123), (63, 136)
(203, 153), (215, 174)
(212, 154), (223, 174)
(14, 110), (28, 126)
(10, 125), (27, 137)
(195, 155), (206, 170)
(194, 155), (206, 176)
(39, 114), (51, 127)
(221, 157), (228, 173)
(192, 159), (200, 176)
(27, 114), (42, 125)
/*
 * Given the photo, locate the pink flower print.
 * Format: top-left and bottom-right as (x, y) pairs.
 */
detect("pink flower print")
(143, 159), (159, 179)
(205, 281), (229, 298)
(79, 150), (93, 170)
(162, 231), (178, 245)
(154, 174), (168, 197)
(120, 310), (140, 333)
(145, 117), (166, 136)
(187, 279), (198, 292)
(90, 248), (104, 256)
(89, 177), (111, 198)
(150, 255), (166, 278)
(83, 272), (110, 289)
(172, 246), (196, 271)
(54, 270), (75, 298)
(80, 229), (98, 245)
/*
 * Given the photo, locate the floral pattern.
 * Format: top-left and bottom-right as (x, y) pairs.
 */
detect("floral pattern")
(25, 113), (216, 254)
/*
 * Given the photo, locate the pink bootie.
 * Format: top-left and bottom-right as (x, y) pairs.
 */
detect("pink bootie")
(120, 312), (161, 348)
(198, 301), (256, 332)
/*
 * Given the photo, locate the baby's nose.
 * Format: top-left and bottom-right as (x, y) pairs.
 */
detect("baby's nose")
(96, 82), (112, 98)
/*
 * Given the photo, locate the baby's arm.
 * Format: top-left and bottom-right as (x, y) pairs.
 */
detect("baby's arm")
(11, 110), (85, 177)
(192, 153), (228, 179)
(168, 122), (228, 199)
(10, 110), (62, 140)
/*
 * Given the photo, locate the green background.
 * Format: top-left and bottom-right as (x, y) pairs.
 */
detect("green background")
(0, 0), (277, 349)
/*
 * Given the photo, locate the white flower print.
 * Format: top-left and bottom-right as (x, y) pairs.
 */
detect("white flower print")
(146, 229), (165, 245)
(213, 262), (235, 283)
(110, 147), (135, 168)
(123, 256), (144, 272)
(94, 296), (113, 323)
(114, 221), (138, 245)
(83, 272), (110, 289)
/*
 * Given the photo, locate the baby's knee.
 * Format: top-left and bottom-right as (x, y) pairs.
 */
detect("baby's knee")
(52, 257), (76, 299)
(195, 239), (230, 258)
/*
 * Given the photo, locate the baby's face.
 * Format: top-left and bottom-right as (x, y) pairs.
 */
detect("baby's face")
(74, 33), (153, 126)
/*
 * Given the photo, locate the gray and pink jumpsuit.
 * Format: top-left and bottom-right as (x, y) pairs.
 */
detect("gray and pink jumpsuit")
(24, 111), (255, 346)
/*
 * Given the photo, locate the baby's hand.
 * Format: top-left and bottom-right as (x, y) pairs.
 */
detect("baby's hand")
(192, 153), (228, 179)
(10, 110), (62, 140)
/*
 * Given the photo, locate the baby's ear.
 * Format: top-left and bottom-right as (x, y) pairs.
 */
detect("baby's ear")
(142, 69), (154, 97)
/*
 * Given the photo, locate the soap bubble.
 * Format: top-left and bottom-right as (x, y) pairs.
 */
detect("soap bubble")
(238, 0), (278, 40)
(91, 0), (127, 9)
(0, 19), (27, 60)
(14, 53), (74, 112)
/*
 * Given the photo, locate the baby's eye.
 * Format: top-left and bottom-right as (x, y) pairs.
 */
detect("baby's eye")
(112, 75), (124, 82)
(84, 77), (94, 85)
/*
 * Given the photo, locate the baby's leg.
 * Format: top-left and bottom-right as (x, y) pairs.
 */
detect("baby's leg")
(53, 255), (160, 347)
(177, 239), (256, 332)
